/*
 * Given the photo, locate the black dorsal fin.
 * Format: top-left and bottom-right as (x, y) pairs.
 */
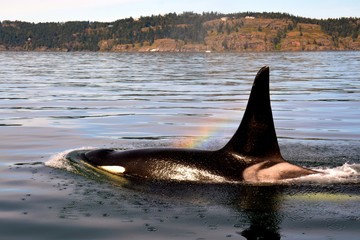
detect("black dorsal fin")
(222, 66), (283, 160)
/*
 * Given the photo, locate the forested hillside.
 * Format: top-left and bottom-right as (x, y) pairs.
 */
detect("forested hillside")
(0, 12), (359, 52)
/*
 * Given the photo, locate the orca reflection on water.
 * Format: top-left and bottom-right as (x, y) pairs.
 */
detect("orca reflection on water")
(66, 66), (317, 183)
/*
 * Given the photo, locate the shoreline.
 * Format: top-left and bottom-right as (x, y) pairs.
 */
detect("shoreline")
(1, 48), (359, 53)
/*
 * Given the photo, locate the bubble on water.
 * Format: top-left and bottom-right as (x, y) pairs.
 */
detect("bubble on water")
(147, 226), (158, 232)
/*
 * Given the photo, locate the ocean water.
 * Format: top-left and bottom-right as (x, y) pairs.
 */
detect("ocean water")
(0, 51), (359, 239)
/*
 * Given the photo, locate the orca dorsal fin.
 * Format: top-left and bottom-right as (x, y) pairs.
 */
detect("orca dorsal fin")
(222, 66), (283, 160)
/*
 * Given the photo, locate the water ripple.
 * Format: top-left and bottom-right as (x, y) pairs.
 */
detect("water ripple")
(0, 51), (359, 142)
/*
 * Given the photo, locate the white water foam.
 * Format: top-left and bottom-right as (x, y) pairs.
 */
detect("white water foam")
(45, 147), (93, 172)
(290, 163), (360, 184)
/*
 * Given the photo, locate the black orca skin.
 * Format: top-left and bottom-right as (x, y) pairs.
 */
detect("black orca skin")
(66, 67), (317, 183)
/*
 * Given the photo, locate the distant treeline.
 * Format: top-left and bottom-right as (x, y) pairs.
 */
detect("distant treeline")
(0, 12), (359, 51)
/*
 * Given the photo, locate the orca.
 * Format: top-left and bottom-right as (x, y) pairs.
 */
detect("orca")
(65, 66), (317, 183)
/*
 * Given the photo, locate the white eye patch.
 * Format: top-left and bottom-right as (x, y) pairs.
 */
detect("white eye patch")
(99, 166), (125, 174)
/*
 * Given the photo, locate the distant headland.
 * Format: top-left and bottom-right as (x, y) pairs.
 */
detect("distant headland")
(1, 12), (359, 52)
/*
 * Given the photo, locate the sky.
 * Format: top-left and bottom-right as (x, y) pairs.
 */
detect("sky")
(1, 0), (359, 23)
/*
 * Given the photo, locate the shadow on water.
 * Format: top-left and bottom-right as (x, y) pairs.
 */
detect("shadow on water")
(135, 183), (284, 240)
(123, 180), (359, 240)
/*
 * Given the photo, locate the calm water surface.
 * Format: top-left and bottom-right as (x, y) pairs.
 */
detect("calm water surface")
(0, 51), (359, 239)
